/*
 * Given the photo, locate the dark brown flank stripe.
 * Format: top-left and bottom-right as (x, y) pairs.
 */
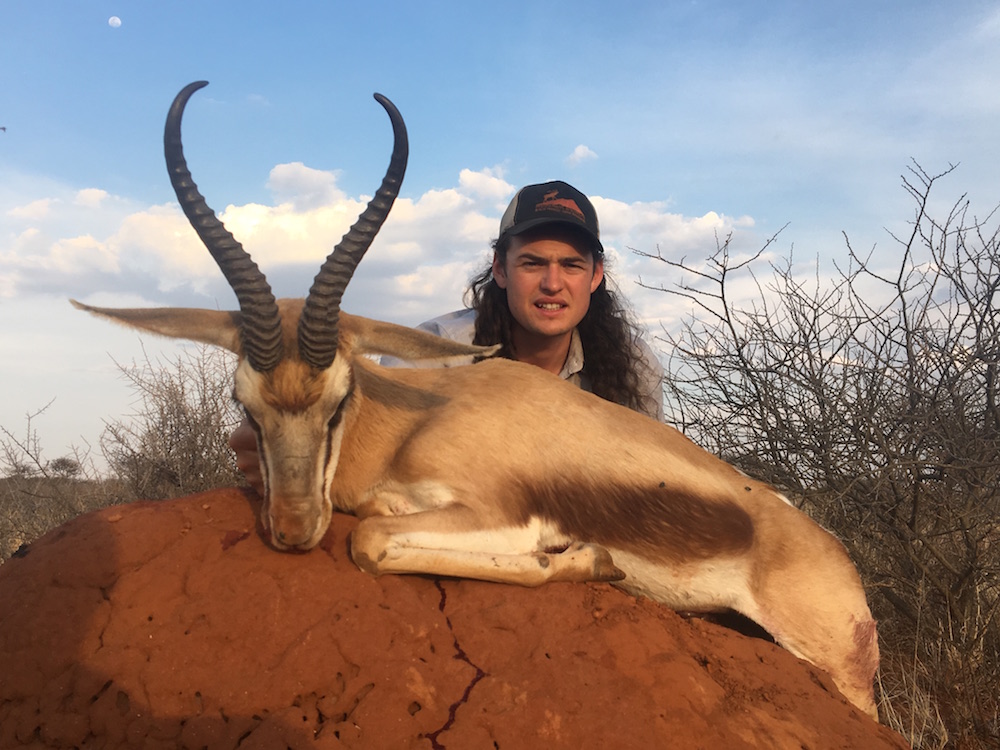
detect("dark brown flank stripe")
(517, 478), (754, 562)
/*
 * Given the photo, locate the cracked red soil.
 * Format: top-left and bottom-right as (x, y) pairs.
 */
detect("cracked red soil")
(0, 488), (909, 749)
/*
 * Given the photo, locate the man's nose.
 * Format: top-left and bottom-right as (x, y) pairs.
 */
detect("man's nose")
(540, 264), (563, 291)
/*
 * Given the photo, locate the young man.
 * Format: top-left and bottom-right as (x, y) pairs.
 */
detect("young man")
(230, 180), (663, 493)
(419, 180), (663, 420)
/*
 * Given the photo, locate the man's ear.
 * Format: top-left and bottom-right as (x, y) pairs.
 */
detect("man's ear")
(492, 251), (509, 289)
(590, 256), (605, 293)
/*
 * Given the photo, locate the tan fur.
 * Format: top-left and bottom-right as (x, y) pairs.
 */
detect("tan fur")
(74, 300), (881, 720)
(259, 359), (326, 412)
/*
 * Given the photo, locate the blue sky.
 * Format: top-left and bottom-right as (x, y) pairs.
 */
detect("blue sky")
(2, 1), (999, 467)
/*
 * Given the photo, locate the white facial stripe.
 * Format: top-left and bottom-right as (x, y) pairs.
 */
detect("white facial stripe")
(323, 412), (348, 505)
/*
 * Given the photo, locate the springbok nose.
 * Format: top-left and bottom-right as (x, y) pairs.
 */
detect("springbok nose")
(270, 509), (321, 549)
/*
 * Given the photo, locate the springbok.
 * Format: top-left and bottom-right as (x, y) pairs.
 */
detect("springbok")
(74, 81), (880, 719)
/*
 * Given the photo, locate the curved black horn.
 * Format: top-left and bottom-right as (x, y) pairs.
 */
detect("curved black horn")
(164, 81), (284, 372)
(298, 93), (408, 370)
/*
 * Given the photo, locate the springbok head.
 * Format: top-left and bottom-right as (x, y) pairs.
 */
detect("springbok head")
(74, 81), (487, 550)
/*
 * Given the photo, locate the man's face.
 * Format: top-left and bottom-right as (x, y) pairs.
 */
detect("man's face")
(492, 230), (604, 341)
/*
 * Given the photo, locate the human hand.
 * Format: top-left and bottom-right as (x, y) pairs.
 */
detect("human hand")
(229, 418), (264, 497)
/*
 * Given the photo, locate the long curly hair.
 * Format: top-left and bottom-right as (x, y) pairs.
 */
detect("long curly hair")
(466, 229), (650, 412)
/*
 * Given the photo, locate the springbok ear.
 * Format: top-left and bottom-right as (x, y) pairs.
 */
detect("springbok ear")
(339, 313), (499, 364)
(70, 299), (243, 354)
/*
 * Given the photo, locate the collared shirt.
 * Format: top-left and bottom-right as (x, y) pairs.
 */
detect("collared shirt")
(415, 308), (664, 422)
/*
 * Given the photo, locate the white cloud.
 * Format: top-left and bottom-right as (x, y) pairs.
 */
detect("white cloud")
(52, 235), (119, 274)
(218, 200), (361, 269)
(7, 198), (54, 220)
(74, 188), (109, 208)
(111, 204), (218, 290)
(594, 197), (754, 258)
(2, 165), (764, 333)
(566, 144), (598, 167)
(267, 162), (346, 211)
(457, 167), (513, 203)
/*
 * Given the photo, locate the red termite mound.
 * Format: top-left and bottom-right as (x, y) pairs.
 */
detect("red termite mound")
(0, 488), (909, 749)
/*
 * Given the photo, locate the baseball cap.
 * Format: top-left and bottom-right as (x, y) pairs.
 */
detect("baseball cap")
(498, 180), (603, 254)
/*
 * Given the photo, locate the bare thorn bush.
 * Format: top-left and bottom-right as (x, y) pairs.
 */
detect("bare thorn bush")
(639, 162), (999, 748)
(1, 345), (245, 562)
(100, 344), (244, 501)
(0, 403), (112, 561)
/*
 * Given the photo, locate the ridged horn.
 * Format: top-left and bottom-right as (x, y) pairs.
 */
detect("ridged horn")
(298, 93), (408, 370)
(164, 81), (284, 372)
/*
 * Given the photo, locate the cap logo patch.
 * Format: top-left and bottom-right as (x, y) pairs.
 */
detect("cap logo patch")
(535, 189), (585, 222)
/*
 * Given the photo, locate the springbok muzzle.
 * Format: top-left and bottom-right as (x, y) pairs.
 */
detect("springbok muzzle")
(268, 506), (325, 549)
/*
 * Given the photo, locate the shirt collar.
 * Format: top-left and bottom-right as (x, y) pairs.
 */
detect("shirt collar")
(559, 328), (585, 380)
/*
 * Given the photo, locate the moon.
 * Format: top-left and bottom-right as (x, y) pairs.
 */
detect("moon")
(108, 16), (122, 28)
